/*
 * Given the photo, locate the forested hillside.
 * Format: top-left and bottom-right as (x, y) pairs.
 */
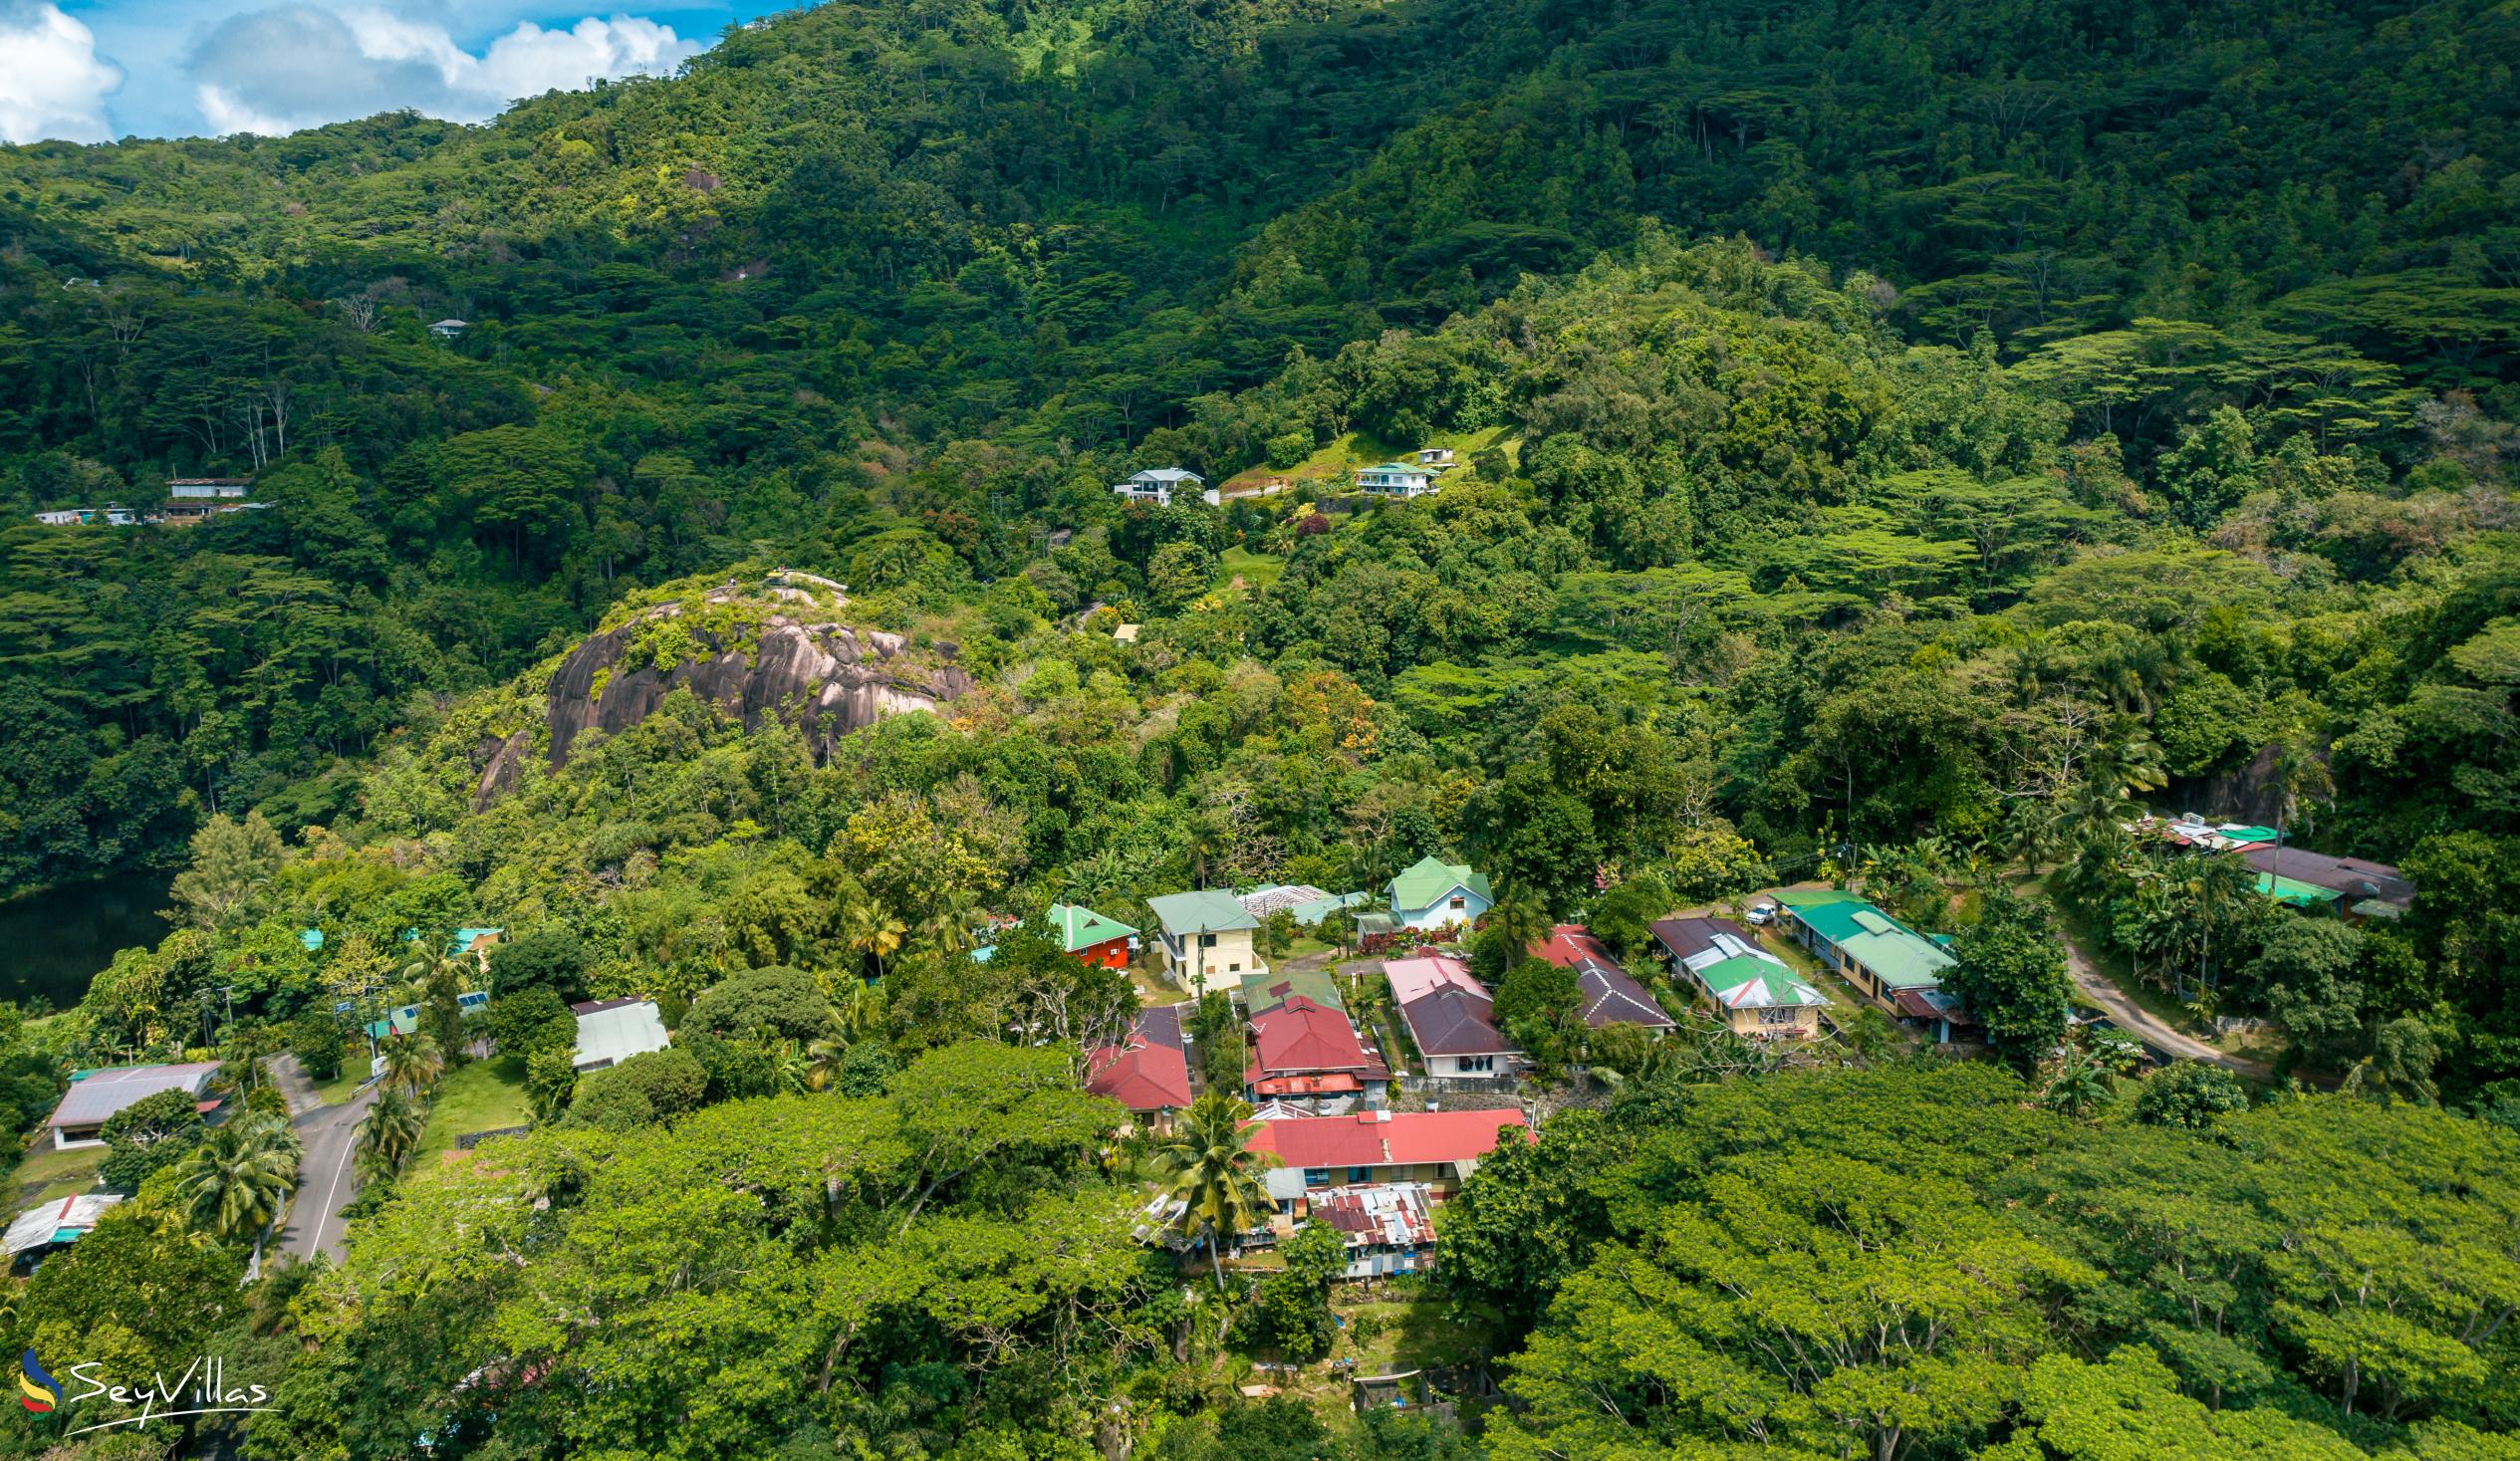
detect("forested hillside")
(0, 0), (2516, 1455)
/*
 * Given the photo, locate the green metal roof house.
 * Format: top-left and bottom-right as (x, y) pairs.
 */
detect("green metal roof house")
(1772, 888), (1955, 1008)
(1146, 889), (1265, 994)
(1048, 902), (1136, 955)
(1386, 855), (1493, 932)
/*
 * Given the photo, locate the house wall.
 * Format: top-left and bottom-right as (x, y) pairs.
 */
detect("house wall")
(1392, 888), (1489, 932)
(1722, 1004), (1823, 1040)
(1071, 936), (1131, 970)
(1159, 928), (1263, 992)
(53, 1126), (104, 1150)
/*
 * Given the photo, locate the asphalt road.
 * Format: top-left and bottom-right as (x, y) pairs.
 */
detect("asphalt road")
(274, 1081), (378, 1264)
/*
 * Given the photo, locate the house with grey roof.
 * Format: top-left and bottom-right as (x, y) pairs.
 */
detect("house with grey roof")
(1111, 468), (1217, 508)
(571, 998), (672, 1073)
(1146, 888), (1265, 995)
(45, 1063), (223, 1149)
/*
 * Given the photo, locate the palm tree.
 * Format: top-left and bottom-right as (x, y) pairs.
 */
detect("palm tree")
(2269, 728), (2335, 859)
(2040, 1043), (2116, 1119)
(1482, 892), (1551, 963)
(173, 1117), (302, 1239)
(1151, 1092), (1277, 1293)
(843, 900), (906, 981)
(380, 1032), (443, 1095)
(358, 1088), (426, 1176)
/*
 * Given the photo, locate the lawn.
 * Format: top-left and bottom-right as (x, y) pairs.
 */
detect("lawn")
(1218, 427), (1523, 496)
(1219, 547), (1284, 593)
(413, 1056), (533, 1166)
(313, 1068), (372, 1106)
(8, 1142), (103, 1207)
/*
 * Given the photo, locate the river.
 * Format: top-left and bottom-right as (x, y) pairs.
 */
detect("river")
(0, 869), (176, 1012)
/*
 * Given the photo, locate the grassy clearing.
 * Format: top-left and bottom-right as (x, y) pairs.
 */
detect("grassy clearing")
(1219, 546), (1284, 592)
(1220, 427), (1523, 495)
(313, 1068), (371, 1106)
(9, 1142), (104, 1207)
(413, 1056), (533, 1166)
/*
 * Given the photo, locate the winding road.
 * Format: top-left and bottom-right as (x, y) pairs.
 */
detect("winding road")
(268, 1055), (378, 1264)
(2057, 934), (2272, 1078)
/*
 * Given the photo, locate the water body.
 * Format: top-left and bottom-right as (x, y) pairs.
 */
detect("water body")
(0, 869), (176, 1011)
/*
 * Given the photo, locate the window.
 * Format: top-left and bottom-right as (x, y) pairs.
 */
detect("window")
(1458, 1055), (1494, 1074)
(1758, 1006), (1799, 1027)
(1228, 962), (1242, 973)
(1448, 895), (1466, 911)
(1304, 1168), (1329, 1187)
(1198, 933), (1217, 948)
(1347, 1165), (1373, 1184)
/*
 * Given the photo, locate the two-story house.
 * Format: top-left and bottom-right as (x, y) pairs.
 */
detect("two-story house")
(1110, 468), (1216, 508)
(1354, 462), (1435, 497)
(1146, 889), (1265, 995)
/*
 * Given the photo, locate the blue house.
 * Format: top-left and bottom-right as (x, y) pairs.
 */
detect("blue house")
(1386, 855), (1493, 933)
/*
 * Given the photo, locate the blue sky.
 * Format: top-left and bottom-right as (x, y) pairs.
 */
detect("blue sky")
(0, 0), (795, 143)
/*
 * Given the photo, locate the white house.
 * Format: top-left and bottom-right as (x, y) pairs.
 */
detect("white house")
(571, 998), (672, 1073)
(1354, 462), (1435, 497)
(1415, 447), (1455, 468)
(429, 319), (470, 339)
(1111, 468), (1217, 508)
(30, 510), (84, 526)
(167, 479), (250, 500)
(44, 1064), (222, 1150)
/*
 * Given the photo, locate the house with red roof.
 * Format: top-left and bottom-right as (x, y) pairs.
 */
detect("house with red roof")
(1245, 996), (1389, 1110)
(1531, 925), (1677, 1032)
(1390, 975), (1517, 1082)
(1246, 1107), (1527, 1196)
(1086, 1004), (1191, 1132)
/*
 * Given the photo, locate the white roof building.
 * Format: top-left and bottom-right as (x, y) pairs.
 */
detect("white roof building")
(570, 999), (672, 1072)
(4, 1194), (123, 1258)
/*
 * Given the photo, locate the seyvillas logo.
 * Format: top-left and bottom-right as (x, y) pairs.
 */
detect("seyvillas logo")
(18, 1352), (61, 1413)
(16, 1353), (272, 1435)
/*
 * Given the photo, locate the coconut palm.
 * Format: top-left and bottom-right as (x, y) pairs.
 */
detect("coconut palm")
(843, 900), (907, 981)
(380, 1032), (444, 1095)
(173, 1117), (302, 1239)
(1150, 1092), (1277, 1293)
(1481, 892), (1551, 962)
(357, 1088), (426, 1177)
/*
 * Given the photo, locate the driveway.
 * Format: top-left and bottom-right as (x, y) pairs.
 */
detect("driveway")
(2057, 932), (2271, 1078)
(275, 1081), (378, 1264)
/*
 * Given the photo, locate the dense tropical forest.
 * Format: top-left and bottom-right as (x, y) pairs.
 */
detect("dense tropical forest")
(0, 0), (2515, 1455)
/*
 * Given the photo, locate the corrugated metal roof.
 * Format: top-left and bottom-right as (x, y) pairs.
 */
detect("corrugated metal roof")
(572, 1001), (671, 1071)
(1147, 889), (1257, 935)
(48, 1064), (221, 1129)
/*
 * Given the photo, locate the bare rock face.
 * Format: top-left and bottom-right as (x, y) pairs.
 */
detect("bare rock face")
(471, 730), (532, 812)
(545, 612), (972, 768)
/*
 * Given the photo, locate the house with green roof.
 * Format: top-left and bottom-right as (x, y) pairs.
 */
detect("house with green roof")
(1146, 889), (1265, 995)
(1386, 854), (1493, 934)
(1772, 888), (1956, 1013)
(1243, 967), (1344, 1018)
(1049, 903), (1136, 969)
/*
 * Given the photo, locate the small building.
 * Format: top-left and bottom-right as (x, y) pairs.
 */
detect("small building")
(1246, 996), (1389, 1110)
(1415, 447), (1455, 469)
(1113, 622), (1140, 643)
(1302, 1183), (1439, 1278)
(4, 1193), (123, 1266)
(30, 509), (84, 526)
(1085, 1005), (1191, 1132)
(1111, 468), (1214, 508)
(1770, 890), (1955, 1013)
(44, 1064), (222, 1150)
(1531, 925), (1677, 1032)
(1146, 889), (1266, 995)
(449, 927), (504, 963)
(166, 478), (250, 500)
(1891, 987), (1977, 1046)
(1049, 902), (1135, 969)
(1244, 1107), (1527, 1196)
(429, 319), (470, 339)
(1390, 977), (1516, 1082)
(2241, 847), (2413, 918)
(1386, 854), (1492, 934)
(365, 991), (489, 1044)
(1243, 967), (1345, 1019)
(570, 998), (671, 1073)
(1354, 462), (1435, 497)
(1648, 915), (1827, 1039)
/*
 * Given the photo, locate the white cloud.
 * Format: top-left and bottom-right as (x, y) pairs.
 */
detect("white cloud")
(0, 1), (124, 143)
(184, 5), (701, 136)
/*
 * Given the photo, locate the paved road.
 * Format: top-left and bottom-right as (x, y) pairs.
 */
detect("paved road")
(274, 1081), (378, 1264)
(2057, 930), (2272, 1078)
